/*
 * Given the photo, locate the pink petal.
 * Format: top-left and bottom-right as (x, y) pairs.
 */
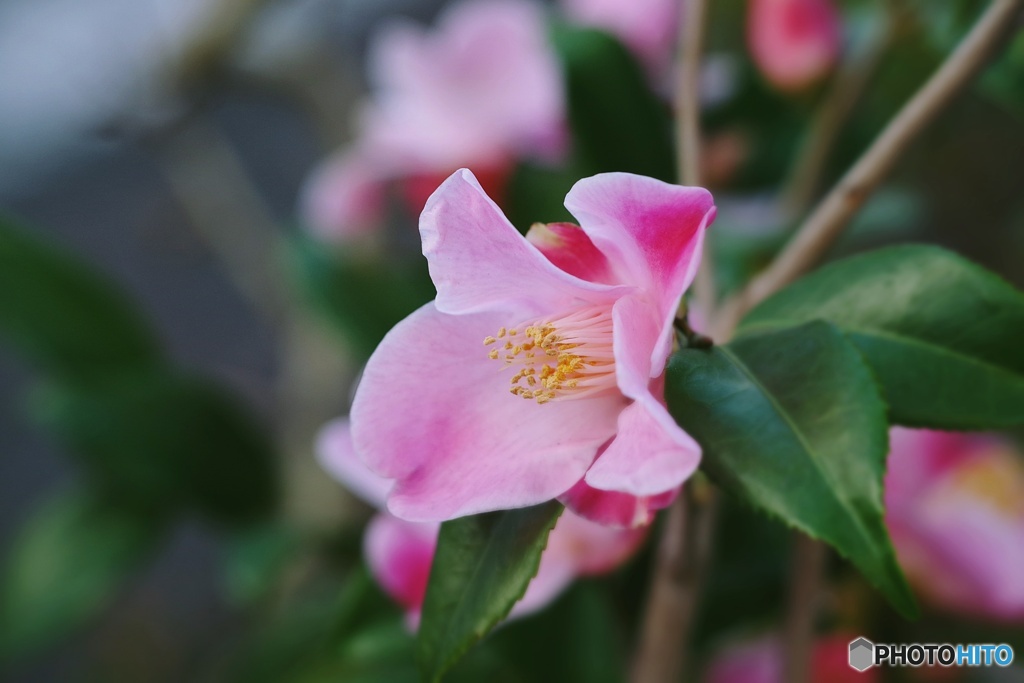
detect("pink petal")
(548, 511), (648, 575)
(512, 508), (647, 617)
(401, 163), (513, 219)
(526, 221), (617, 284)
(351, 302), (626, 522)
(560, 479), (677, 528)
(610, 294), (664, 398)
(315, 418), (391, 508)
(420, 169), (630, 316)
(364, 514), (439, 613)
(565, 172), (715, 307)
(605, 296), (702, 497)
(585, 397), (701, 496)
(300, 149), (387, 241)
(564, 173), (714, 369)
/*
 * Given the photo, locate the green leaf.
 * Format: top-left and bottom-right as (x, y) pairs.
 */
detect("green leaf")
(417, 502), (564, 683)
(737, 245), (1024, 429)
(0, 490), (166, 660)
(0, 218), (162, 383)
(33, 371), (278, 525)
(551, 24), (674, 180)
(288, 234), (434, 358)
(666, 322), (916, 617)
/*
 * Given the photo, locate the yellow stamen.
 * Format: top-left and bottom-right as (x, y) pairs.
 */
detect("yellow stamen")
(483, 306), (616, 405)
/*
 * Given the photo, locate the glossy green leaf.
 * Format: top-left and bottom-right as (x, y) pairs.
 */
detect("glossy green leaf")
(288, 234), (434, 358)
(666, 322), (916, 617)
(738, 245), (1024, 428)
(551, 25), (674, 181)
(0, 218), (162, 383)
(33, 371), (278, 525)
(417, 502), (564, 683)
(0, 490), (166, 660)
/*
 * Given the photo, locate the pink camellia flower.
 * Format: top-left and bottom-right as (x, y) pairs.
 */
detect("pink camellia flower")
(747, 0), (842, 92)
(560, 0), (681, 78)
(318, 419), (647, 625)
(885, 428), (1024, 621)
(348, 168), (715, 527)
(301, 0), (565, 240)
(705, 635), (878, 683)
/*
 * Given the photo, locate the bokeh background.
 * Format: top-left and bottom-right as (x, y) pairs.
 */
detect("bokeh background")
(1, 0), (1023, 681)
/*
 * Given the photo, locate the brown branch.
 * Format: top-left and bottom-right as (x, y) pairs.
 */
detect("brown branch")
(781, 536), (828, 683)
(713, 0), (1024, 338)
(630, 484), (719, 683)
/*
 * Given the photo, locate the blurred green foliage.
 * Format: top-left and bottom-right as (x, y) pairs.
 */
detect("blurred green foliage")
(0, 219), (278, 663)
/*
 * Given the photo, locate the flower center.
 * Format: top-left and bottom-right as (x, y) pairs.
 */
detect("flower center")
(483, 306), (616, 404)
(947, 448), (1024, 516)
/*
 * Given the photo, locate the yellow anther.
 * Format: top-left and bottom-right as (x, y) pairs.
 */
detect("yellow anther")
(486, 308), (615, 404)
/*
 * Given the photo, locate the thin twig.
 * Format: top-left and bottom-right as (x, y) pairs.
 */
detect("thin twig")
(713, 0), (1024, 337)
(781, 536), (828, 683)
(159, 118), (284, 322)
(676, 0), (708, 187)
(156, 118), (354, 531)
(678, 0), (716, 318)
(631, 484), (719, 683)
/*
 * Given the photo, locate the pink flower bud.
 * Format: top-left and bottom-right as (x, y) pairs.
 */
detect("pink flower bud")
(747, 0), (842, 92)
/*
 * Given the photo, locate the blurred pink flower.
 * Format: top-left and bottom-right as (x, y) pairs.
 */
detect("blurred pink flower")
(348, 169), (715, 527)
(747, 0), (841, 92)
(885, 428), (1024, 621)
(318, 419), (647, 625)
(301, 0), (565, 240)
(560, 0), (681, 77)
(705, 634), (877, 683)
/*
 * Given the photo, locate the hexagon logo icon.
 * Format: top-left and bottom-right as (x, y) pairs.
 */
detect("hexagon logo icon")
(849, 637), (874, 672)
